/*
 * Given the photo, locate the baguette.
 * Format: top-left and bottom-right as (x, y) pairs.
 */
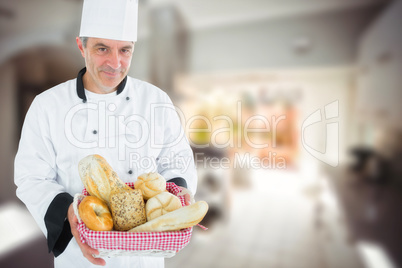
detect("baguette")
(128, 201), (208, 232)
(78, 154), (132, 206)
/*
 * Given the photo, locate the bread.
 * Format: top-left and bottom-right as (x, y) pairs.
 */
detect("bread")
(128, 201), (209, 233)
(145, 192), (182, 221)
(78, 154), (132, 206)
(110, 189), (147, 231)
(134, 172), (166, 200)
(78, 196), (113, 231)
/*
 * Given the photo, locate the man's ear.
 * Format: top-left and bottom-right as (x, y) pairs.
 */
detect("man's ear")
(76, 37), (85, 58)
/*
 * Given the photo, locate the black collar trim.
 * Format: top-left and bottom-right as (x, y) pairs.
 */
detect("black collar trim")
(76, 67), (127, 103)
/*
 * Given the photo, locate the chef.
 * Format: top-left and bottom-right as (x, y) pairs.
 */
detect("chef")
(14, 0), (197, 267)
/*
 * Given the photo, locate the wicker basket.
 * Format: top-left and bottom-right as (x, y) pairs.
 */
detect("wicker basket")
(73, 182), (193, 258)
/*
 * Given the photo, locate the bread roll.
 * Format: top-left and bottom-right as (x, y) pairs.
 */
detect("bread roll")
(110, 189), (147, 231)
(78, 154), (132, 206)
(78, 196), (113, 231)
(146, 192), (182, 221)
(128, 201), (209, 233)
(134, 172), (166, 200)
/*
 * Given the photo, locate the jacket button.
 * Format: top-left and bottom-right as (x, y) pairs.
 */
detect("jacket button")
(128, 170), (133, 174)
(126, 97), (130, 101)
(93, 130), (97, 134)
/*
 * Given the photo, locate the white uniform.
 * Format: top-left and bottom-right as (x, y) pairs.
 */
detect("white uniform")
(14, 76), (197, 268)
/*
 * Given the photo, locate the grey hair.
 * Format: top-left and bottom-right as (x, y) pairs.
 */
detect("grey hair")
(80, 37), (135, 48)
(80, 36), (88, 48)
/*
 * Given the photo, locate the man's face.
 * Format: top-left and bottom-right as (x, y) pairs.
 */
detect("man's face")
(77, 37), (134, 93)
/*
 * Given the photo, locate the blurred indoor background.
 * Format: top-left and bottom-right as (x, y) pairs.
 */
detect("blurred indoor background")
(1, 0), (402, 267)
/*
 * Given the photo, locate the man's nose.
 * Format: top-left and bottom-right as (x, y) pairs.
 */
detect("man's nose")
(107, 50), (121, 69)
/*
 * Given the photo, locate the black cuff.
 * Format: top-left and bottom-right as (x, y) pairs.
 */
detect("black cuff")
(167, 177), (187, 188)
(44, 192), (73, 257)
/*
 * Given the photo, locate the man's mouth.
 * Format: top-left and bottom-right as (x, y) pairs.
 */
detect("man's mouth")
(103, 71), (119, 77)
(100, 67), (123, 77)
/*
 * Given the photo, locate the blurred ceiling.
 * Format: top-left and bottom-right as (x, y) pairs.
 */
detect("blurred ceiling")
(0, 0), (391, 71)
(0, 0), (391, 37)
(146, 0), (391, 29)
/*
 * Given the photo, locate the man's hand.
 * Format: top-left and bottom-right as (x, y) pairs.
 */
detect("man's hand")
(67, 203), (106, 266)
(178, 187), (192, 206)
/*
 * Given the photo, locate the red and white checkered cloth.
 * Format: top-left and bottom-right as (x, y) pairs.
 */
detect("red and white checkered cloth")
(77, 182), (192, 253)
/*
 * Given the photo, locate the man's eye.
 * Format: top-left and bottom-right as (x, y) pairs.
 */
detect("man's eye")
(121, 49), (131, 54)
(98, 48), (107, 52)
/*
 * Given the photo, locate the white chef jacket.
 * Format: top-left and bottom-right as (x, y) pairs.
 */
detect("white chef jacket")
(14, 73), (197, 268)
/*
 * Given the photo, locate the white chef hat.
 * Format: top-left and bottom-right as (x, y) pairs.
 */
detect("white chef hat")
(79, 0), (138, 42)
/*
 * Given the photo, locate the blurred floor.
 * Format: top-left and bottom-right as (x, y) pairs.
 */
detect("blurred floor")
(166, 168), (365, 268)
(0, 203), (53, 268)
(0, 235), (53, 268)
(1, 168), (396, 268)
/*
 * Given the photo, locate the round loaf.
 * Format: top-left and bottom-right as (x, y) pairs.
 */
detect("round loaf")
(78, 196), (113, 231)
(134, 172), (166, 200)
(145, 192), (182, 221)
(110, 189), (147, 231)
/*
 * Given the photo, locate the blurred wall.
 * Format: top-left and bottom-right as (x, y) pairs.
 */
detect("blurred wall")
(129, 38), (151, 81)
(0, 62), (17, 203)
(357, 0), (402, 136)
(188, 6), (382, 72)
